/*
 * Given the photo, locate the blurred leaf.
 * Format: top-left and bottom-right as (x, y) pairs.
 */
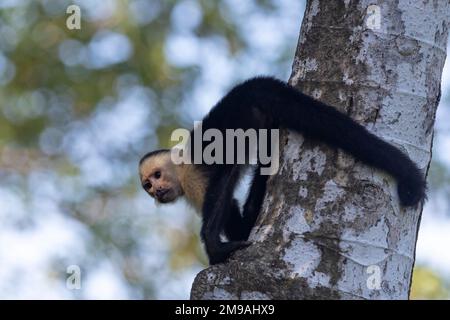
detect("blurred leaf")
(411, 266), (450, 299)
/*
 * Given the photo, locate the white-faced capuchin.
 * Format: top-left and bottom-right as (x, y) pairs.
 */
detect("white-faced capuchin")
(139, 76), (427, 265)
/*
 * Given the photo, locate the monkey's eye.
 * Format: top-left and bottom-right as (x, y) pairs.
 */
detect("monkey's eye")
(142, 182), (151, 190)
(154, 171), (161, 179)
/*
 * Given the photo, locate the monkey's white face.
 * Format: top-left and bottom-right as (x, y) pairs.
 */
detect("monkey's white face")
(139, 153), (183, 204)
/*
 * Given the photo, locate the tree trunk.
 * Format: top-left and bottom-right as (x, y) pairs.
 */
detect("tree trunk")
(191, 0), (449, 299)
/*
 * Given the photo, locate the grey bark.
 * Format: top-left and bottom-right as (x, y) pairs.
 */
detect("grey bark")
(191, 0), (449, 299)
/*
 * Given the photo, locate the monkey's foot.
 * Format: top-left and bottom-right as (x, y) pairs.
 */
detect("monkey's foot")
(208, 241), (251, 265)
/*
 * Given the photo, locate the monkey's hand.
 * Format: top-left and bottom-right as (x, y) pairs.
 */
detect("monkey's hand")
(206, 240), (251, 265)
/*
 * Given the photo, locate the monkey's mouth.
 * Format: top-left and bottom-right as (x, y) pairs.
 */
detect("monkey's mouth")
(156, 189), (173, 203)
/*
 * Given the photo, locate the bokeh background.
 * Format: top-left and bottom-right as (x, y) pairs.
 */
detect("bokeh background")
(0, 0), (449, 299)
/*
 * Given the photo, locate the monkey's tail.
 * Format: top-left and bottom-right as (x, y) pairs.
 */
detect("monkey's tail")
(239, 77), (427, 207)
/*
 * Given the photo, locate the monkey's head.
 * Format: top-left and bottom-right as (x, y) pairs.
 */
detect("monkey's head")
(139, 149), (184, 204)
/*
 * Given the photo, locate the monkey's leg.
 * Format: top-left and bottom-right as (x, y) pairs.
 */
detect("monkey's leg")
(223, 199), (247, 241)
(201, 166), (251, 265)
(224, 169), (269, 241)
(241, 167), (269, 239)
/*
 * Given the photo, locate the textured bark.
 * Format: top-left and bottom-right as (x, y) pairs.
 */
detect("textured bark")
(191, 0), (449, 299)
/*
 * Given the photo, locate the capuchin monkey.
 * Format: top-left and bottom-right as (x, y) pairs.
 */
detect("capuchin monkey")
(139, 76), (427, 265)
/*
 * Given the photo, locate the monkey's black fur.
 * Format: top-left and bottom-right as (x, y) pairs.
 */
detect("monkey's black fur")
(149, 76), (427, 265)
